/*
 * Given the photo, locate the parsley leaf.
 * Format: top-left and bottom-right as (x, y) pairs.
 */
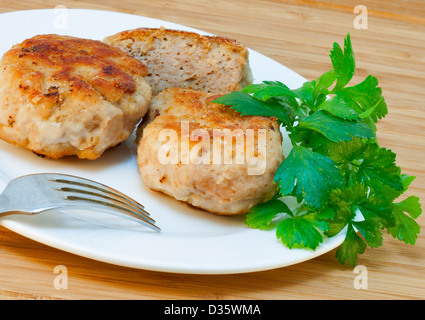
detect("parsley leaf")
(352, 219), (384, 248)
(242, 81), (298, 101)
(276, 215), (324, 250)
(245, 197), (292, 230)
(212, 90), (296, 129)
(319, 140), (403, 192)
(387, 196), (422, 245)
(319, 96), (359, 120)
(351, 143), (403, 191)
(335, 223), (367, 267)
(335, 75), (388, 125)
(297, 110), (375, 142)
(291, 81), (319, 110)
(274, 146), (344, 209)
(213, 33), (422, 267)
(329, 33), (355, 92)
(212, 91), (287, 123)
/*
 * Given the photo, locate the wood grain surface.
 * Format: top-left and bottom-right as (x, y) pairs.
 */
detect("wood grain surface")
(0, 0), (424, 300)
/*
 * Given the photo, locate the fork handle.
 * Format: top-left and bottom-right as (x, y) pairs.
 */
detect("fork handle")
(0, 210), (25, 218)
(0, 185), (10, 215)
(0, 176), (8, 192)
(0, 194), (16, 217)
(0, 174), (14, 215)
(0, 191), (23, 217)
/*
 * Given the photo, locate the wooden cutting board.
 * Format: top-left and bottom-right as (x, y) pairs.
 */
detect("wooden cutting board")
(0, 0), (424, 300)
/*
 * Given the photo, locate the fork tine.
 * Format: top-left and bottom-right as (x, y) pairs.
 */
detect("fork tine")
(50, 177), (148, 213)
(56, 187), (150, 216)
(48, 174), (160, 232)
(66, 195), (160, 232)
(57, 186), (153, 221)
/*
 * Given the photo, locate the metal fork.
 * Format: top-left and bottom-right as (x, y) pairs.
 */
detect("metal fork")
(0, 173), (160, 232)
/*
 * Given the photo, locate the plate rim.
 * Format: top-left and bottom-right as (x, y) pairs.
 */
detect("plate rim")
(0, 8), (345, 274)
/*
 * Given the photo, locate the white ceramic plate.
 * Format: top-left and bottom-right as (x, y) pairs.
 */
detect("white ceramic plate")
(0, 9), (345, 274)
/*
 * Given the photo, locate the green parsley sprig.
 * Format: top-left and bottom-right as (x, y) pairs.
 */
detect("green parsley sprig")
(213, 33), (422, 267)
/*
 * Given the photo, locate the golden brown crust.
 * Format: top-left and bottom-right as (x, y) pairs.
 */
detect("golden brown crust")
(105, 27), (248, 55)
(3, 34), (148, 114)
(141, 88), (279, 135)
(137, 88), (283, 215)
(104, 28), (253, 96)
(0, 34), (152, 160)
